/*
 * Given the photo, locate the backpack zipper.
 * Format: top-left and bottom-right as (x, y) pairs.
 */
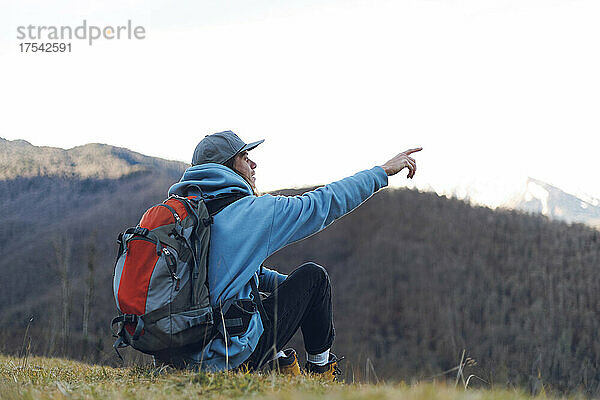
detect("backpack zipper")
(162, 248), (181, 291)
(159, 200), (199, 301)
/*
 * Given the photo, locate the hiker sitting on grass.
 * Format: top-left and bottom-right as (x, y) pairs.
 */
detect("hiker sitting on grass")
(161, 130), (421, 379)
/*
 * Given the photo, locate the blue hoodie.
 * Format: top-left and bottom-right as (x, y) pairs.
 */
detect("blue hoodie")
(167, 163), (388, 370)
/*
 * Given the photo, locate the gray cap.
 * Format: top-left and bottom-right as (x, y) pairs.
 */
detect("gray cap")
(191, 130), (264, 166)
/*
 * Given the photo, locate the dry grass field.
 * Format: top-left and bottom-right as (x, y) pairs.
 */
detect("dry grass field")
(0, 354), (579, 400)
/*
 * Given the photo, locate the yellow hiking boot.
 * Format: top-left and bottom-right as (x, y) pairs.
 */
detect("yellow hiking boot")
(305, 353), (342, 382)
(269, 348), (301, 376)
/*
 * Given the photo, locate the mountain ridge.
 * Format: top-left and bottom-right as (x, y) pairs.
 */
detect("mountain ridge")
(0, 137), (187, 180)
(3, 137), (599, 228)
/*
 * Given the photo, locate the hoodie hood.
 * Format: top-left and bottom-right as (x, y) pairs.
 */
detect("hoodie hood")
(168, 163), (253, 201)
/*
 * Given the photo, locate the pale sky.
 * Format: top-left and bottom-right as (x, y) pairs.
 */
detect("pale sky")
(1, 0), (599, 206)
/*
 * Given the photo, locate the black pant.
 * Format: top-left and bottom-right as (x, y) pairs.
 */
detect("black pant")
(244, 262), (335, 370)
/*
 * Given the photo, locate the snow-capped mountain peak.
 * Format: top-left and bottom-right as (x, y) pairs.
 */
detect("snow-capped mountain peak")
(524, 179), (550, 215)
(504, 177), (600, 227)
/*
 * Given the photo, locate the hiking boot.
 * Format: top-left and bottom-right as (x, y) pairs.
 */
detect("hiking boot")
(305, 353), (343, 382)
(269, 348), (301, 376)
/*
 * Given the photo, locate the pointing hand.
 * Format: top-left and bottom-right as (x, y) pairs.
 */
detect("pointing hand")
(379, 147), (423, 178)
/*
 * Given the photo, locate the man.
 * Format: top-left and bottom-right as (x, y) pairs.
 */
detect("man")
(165, 130), (421, 378)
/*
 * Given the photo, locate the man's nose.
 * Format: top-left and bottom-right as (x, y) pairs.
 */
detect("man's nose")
(250, 159), (257, 169)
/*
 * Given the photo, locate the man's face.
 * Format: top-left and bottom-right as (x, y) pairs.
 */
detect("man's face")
(233, 151), (257, 185)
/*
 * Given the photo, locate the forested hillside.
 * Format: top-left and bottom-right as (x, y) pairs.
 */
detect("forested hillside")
(268, 188), (600, 394)
(0, 139), (598, 394)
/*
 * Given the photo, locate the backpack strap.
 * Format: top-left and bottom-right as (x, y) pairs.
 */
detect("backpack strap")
(110, 314), (144, 360)
(179, 184), (248, 217)
(213, 296), (261, 343)
(205, 192), (249, 216)
(212, 275), (270, 345)
(213, 297), (245, 343)
(250, 275), (269, 324)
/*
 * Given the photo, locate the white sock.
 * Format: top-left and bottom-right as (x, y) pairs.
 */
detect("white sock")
(307, 349), (330, 366)
(270, 350), (287, 361)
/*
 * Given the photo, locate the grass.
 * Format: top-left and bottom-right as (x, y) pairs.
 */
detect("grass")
(0, 354), (581, 400)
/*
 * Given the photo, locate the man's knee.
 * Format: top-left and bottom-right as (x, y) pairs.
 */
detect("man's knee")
(298, 262), (330, 285)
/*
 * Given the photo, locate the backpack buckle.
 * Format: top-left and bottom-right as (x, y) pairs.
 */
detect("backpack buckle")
(123, 314), (138, 324)
(133, 227), (150, 237)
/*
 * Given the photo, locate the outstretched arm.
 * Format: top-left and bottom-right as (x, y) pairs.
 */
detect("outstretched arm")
(266, 147), (423, 256)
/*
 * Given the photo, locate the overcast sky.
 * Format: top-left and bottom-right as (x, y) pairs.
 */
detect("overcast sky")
(1, 0), (598, 206)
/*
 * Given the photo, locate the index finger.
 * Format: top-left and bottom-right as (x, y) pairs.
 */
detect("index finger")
(403, 147), (423, 155)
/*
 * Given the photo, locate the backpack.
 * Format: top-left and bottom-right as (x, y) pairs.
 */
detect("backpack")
(111, 192), (263, 361)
